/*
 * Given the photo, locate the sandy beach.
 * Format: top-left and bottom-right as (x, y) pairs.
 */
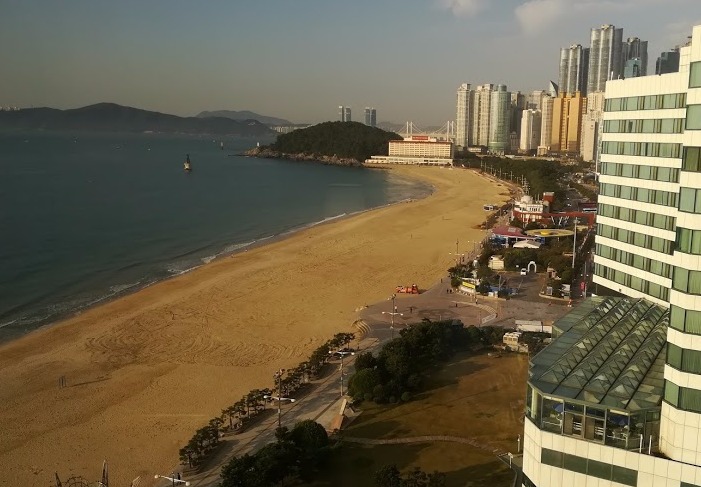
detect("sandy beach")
(0, 166), (509, 487)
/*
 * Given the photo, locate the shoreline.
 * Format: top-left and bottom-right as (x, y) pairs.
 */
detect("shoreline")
(0, 168), (433, 346)
(0, 166), (507, 487)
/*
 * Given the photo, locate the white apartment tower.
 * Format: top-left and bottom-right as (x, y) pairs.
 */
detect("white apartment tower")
(559, 44), (590, 96)
(521, 25), (701, 487)
(538, 95), (554, 155)
(520, 109), (542, 152)
(588, 24), (624, 94)
(456, 83), (471, 148)
(580, 91), (606, 163)
(471, 84), (494, 147)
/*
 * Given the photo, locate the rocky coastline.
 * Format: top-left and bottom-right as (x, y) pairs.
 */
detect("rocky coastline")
(243, 146), (364, 167)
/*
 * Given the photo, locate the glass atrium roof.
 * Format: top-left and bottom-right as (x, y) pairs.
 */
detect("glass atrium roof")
(529, 297), (667, 411)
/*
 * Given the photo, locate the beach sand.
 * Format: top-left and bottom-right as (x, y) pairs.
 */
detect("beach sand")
(0, 166), (509, 487)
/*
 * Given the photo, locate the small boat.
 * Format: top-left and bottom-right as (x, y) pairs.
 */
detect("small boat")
(184, 154), (192, 172)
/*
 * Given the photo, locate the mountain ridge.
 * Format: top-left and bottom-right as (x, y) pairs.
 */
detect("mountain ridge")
(196, 109), (292, 126)
(0, 103), (275, 136)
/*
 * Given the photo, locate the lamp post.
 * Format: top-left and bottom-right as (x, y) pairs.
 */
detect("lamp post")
(154, 474), (189, 486)
(265, 369), (296, 428)
(382, 294), (403, 339)
(330, 350), (355, 397)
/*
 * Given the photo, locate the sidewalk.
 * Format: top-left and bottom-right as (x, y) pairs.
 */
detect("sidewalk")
(159, 336), (379, 487)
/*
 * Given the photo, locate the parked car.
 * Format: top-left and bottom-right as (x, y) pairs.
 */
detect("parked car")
(520, 268), (528, 276)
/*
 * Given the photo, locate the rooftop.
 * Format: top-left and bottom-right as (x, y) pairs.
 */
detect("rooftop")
(529, 297), (667, 412)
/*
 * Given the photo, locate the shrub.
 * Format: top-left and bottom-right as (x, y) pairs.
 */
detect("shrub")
(401, 392), (411, 402)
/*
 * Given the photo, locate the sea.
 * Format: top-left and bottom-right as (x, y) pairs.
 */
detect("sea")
(0, 131), (432, 343)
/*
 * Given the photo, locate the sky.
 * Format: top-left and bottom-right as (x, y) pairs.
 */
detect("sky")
(2, 0), (701, 125)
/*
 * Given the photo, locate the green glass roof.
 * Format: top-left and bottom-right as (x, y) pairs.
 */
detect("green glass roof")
(529, 297), (667, 412)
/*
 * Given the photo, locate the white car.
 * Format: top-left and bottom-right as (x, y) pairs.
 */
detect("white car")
(520, 268), (528, 276)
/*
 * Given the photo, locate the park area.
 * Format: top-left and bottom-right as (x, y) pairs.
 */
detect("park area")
(311, 351), (529, 486)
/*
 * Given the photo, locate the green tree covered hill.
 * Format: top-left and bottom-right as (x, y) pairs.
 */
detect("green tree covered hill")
(269, 121), (401, 162)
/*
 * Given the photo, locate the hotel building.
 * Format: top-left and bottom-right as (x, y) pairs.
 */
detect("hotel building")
(521, 25), (701, 487)
(365, 136), (454, 165)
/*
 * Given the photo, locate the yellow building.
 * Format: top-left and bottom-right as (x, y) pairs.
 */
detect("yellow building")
(550, 92), (587, 153)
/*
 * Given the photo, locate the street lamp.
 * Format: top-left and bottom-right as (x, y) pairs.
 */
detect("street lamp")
(154, 474), (189, 486)
(266, 369), (296, 428)
(382, 294), (403, 339)
(330, 350), (355, 397)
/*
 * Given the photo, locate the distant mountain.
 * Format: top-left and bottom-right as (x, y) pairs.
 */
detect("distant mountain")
(196, 110), (291, 126)
(0, 103), (276, 136)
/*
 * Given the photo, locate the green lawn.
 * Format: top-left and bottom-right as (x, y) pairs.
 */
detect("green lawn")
(310, 351), (528, 486)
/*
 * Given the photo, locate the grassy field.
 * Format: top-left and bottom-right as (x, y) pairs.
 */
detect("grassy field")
(310, 351), (529, 486)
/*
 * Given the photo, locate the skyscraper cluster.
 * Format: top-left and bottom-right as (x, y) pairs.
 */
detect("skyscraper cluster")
(454, 83), (514, 155)
(338, 105), (378, 127)
(456, 23), (685, 161)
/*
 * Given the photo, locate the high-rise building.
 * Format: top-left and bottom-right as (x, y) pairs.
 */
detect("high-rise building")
(623, 58), (644, 78)
(364, 107), (376, 127)
(519, 109), (541, 152)
(521, 24), (701, 487)
(339, 106), (351, 122)
(527, 90), (547, 110)
(472, 84), (494, 147)
(656, 47), (681, 74)
(579, 91), (605, 163)
(587, 24), (624, 94)
(510, 91), (526, 139)
(558, 44), (590, 96)
(538, 94), (554, 155)
(488, 85), (510, 155)
(550, 92), (586, 154)
(622, 37), (648, 76)
(455, 83), (471, 148)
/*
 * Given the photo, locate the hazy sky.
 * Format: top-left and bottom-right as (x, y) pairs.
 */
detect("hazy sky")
(2, 0), (701, 125)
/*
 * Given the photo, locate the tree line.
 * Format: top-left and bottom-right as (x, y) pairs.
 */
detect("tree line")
(178, 332), (355, 469)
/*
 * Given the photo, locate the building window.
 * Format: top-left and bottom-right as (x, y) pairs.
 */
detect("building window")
(683, 147), (701, 172)
(665, 380), (680, 406)
(680, 388), (701, 412)
(670, 305), (701, 335)
(691, 61), (701, 88)
(540, 449), (636, 486)
(687, 105), (701, 130)
(605, 93), (685, 112)
(677, 227), (701, 254)
(672, 267), (701, 294)
(679, 187), (701, 213)
(666, 380), (701, 413)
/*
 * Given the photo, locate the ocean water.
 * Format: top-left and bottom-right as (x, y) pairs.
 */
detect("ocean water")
(0, 131), (432, 342)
